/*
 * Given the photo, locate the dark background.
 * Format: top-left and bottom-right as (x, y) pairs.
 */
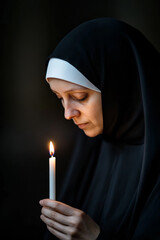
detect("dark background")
(1, 1), (160, 239)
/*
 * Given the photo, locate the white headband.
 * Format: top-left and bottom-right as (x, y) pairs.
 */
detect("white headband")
(45, 58), (101, 92)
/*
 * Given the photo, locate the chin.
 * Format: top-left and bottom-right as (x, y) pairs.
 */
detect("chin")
(83, 128), (102, 138)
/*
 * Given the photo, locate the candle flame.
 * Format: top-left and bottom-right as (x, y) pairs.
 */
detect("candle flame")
(49, 141), (55, 156)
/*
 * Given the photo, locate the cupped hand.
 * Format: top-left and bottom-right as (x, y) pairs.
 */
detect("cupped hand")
(39, 199), (100, 240)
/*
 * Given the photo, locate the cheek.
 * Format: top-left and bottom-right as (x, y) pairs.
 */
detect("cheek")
(91, 108), (99, 119)
(91, 105), (103, 133)
(90, 100), (103, 120)
(88, 105), (103, 126)
(80, 93), (103, 125)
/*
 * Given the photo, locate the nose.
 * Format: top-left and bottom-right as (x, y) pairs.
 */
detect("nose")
(64, 104), (80, 120)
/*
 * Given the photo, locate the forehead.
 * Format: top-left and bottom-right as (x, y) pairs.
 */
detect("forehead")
(48, 78), (89, 93)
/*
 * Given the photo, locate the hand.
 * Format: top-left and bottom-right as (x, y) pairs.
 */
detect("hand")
(39, 199), (100, 240)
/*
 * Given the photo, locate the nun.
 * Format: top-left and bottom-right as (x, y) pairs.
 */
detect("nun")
(39, 18), (160, 240)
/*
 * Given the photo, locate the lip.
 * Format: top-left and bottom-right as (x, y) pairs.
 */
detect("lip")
(77, 123), (88, 129)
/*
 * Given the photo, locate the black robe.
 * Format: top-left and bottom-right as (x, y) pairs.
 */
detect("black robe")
(45, 18), (160, 239)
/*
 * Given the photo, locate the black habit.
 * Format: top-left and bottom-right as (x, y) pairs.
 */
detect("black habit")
(45, 18), (160, 239)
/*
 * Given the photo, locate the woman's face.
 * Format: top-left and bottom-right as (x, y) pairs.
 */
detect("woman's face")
(48, 78), (103, 137)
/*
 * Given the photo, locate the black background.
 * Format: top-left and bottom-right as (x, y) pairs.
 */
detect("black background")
(1, 1), (160, 239)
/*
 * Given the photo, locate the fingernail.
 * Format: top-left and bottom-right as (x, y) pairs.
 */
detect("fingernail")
(39, 200), (43, 205)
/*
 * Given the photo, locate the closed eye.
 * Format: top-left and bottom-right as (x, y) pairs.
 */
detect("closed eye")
(71, 94), (88, 102)
(53, 92), (88, 103)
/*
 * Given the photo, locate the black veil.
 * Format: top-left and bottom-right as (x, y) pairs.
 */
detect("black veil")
(46, 18), (160, 239)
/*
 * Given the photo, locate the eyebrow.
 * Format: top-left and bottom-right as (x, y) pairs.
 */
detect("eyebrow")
(51, 87), (87, 94)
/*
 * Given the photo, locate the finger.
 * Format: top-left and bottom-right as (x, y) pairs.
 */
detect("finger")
(40, 214), (74, 237)
(41, 207), (70, 226)
(41, 206), (82, 228)
(40, 199), (79, 216)
(47, 225), (68, 240)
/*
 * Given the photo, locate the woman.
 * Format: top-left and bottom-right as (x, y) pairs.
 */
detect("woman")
(39, 18), (160, 239)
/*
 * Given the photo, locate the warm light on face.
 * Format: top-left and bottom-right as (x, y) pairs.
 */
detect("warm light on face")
(49, 141), (55, 156)
(48, 78), (103, 138)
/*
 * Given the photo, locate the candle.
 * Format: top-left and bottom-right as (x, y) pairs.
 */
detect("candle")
(49, 141), (56, 200)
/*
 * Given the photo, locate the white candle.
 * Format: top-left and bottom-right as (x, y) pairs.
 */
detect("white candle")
(49, 141), (56, 200)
